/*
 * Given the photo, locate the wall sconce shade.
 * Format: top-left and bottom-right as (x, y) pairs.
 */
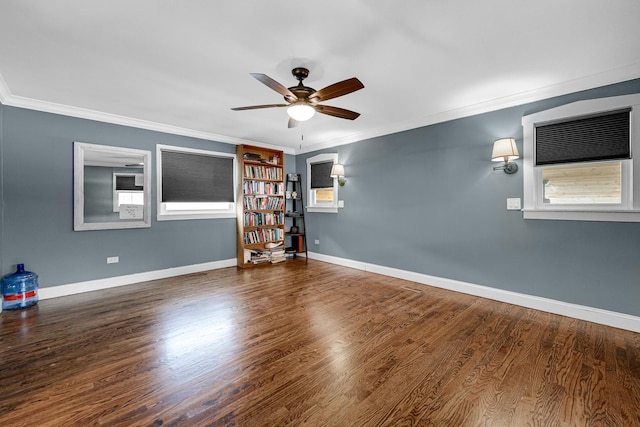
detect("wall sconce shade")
(491, 138), (519, 174)
(287, 102), (316, 121)
(330, 163), (347, 186)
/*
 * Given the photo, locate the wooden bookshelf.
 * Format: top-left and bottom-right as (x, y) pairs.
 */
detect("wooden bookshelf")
(236, 144), (285, 267)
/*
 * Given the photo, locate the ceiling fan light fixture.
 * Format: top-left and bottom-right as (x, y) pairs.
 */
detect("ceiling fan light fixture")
(287, 102), (316, 122)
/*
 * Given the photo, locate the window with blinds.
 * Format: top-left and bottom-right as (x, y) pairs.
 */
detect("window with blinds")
(113, 173), (144, 212)
(522, 93), (640, 222)
(161, 150), (233, 203)
(157, 145), (236, 220)
(306, 153), (339, 213)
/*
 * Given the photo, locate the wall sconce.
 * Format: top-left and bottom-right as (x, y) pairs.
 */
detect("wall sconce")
(330, 163), (347, 186)
(491, 138), (519, 174)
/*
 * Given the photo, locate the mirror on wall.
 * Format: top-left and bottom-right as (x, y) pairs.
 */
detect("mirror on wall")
(74, 142), (152, 231)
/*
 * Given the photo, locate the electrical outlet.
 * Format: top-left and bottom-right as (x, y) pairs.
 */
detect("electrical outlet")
(314, 240), (320, 245)
(107, 256), (119, 264)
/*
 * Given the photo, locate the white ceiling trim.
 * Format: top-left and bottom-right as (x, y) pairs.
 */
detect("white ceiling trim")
(297, 62), (640, 154)
(2, 63), (640, 157)
(0, 74), (295, 155)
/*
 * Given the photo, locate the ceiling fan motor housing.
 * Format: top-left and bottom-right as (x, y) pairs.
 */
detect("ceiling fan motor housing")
(287, 68), (316, 103)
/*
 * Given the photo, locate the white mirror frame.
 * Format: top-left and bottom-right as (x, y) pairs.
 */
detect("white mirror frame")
(74, 142), (152, 231)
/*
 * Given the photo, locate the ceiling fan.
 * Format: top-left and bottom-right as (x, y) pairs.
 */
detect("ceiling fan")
(231, 67), (364, 128)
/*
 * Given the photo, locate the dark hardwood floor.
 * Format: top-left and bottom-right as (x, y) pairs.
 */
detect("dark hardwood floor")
(1, 259), (638, 426)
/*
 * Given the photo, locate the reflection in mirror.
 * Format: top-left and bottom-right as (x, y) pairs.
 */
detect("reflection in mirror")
(74, 142), (151, 231)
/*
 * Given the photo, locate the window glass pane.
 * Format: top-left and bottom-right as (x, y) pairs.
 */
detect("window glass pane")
(542, 161), (621, 204)
(116, 191), (144, 212)
(118, 192), (144, 206)
(315, 189), (334, 202)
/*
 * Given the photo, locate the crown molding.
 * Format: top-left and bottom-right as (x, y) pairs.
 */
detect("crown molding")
(295, 62), (640, 154)
(3, 64), (639, 157)
(0, 75), (296, 155)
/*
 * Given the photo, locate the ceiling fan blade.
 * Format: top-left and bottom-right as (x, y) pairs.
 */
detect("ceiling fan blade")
(288, 117), (300, 128)
(308, 78), (364, 102)
(250, 73), (298, 101)
(315, 105), (361, 120)
(231, 104), (288, 111)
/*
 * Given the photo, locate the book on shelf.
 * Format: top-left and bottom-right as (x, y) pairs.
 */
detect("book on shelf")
(243, 211), (284, 227)
(243, 228), (283, 244)
(243, 196), (284, 211)
(243, 181), (284, 195)
(243, 153), (262, 161)
(243, 152), (280, 165)
(243, 165), (283, 180)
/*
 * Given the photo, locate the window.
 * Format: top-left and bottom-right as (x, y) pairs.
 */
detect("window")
(307, 153), (339, 213)
(541, 161), (622, 205)
(113, 173), (144, 212)
(522, 93), (640, 222)
(157, 145), (236, 220)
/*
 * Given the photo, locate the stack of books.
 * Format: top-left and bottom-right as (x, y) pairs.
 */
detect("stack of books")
(244, 243), (286, 264)
(265, 242), (285, 263)
(243, 152), (262, 162)
(269, 247), (286, 264)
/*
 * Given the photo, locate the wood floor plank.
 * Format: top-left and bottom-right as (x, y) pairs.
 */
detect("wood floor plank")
(1, 259), (638, 426)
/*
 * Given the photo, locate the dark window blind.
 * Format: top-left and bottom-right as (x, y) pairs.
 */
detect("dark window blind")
(535, 109), (630, 165)
(310, 161), (334, 189)
(115, 175), (143, 191)
(161, 150), (234, 203)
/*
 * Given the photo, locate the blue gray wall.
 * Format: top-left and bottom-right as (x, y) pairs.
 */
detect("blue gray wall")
(1, 80), (639, 318)
(298, 79), (640, 317)
(0, 106), (247, 287)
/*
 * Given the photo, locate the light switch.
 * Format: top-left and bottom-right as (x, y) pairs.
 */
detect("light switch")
(338, 200), (344, 208)
(507, 198), (521, 210)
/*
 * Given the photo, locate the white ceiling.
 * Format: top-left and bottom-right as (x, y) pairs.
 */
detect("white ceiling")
(1, 1), (639, 154)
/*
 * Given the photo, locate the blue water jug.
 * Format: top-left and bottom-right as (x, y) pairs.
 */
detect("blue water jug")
(1, 263), (39, 310)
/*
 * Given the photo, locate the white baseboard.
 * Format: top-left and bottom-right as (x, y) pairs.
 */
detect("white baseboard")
(307, 252), (640, 333)
(38, 259), (237, 300)
(34, 253), (640, 333)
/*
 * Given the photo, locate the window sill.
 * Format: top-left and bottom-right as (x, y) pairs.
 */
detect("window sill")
(522, 209), (640, 222)
(157, 212), (236, 221)
(307, 207), (338, 214)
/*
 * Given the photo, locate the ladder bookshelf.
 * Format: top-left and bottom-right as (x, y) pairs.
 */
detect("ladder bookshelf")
(236, 145), (285, 267)
(285, 173), (308, 259)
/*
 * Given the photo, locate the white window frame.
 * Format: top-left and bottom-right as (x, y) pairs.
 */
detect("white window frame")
(156, 145), (237, 221)
(306, 153), (339, 213)
(522, 93), (640, 222)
